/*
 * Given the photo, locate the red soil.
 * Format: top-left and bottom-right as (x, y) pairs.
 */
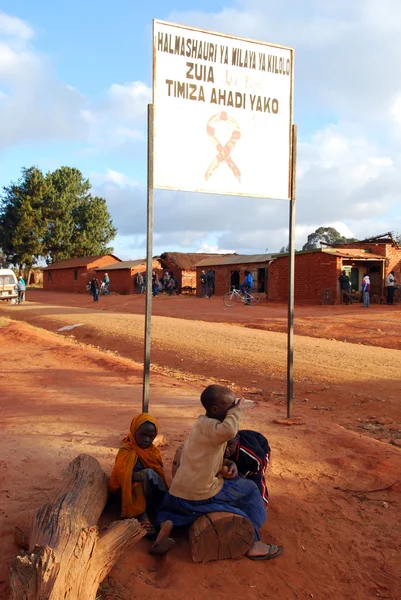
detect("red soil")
(0, 292), (400, 600)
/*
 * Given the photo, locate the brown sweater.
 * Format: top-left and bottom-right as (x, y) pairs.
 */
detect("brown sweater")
(169, 404), (241, 501)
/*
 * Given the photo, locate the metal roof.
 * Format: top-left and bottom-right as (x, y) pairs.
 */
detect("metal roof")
(43, 254), (120, 270)
(322, 248), (385, 260)
(272, 248), (385, 260)
(195, 253), (274, 268)
(95, 259), (151, 271)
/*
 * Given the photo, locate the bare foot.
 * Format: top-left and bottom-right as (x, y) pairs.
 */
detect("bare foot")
(246, 541), (283, 561)
(149, 520), (175, 555)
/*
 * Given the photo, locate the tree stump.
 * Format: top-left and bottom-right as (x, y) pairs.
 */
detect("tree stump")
(189, 512), (253, 563)
(9, 454), (146, 600)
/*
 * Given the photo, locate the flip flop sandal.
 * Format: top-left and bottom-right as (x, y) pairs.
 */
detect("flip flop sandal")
(148, 537), (175, 556)
(247, 545), (283, 561)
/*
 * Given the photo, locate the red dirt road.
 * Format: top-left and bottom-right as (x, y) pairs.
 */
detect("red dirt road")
(23, 289), (401, 350)
(1, 319), (400, 600)
(1, 291), (401, 599)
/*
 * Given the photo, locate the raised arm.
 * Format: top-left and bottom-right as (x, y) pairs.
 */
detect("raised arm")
(201, 402), (242, 444)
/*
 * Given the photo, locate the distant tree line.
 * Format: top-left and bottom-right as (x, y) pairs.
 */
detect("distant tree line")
(0, 166), (117, 270)
(279, 226), (359, 253)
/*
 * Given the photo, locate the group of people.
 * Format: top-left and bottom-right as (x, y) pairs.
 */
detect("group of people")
(152, 271), (178, 297)
(339, 269), (398, 307)
(88, 273), (110, 302)
(109, 384), (282, 560)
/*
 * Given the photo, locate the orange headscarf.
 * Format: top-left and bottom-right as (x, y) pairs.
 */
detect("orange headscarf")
(109, 413), (167, 518)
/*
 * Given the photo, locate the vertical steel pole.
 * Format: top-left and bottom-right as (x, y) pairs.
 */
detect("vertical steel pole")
(287, 124), (297, 418)
(142, 103), (154, 413)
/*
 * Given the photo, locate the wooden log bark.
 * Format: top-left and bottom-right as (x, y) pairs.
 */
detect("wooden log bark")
(9, 454), (146, 600)
(189, 511), (253, 563)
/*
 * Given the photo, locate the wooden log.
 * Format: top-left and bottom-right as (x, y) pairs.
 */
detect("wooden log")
(189, 511), (253, 563)
(9, 454), (146, 600)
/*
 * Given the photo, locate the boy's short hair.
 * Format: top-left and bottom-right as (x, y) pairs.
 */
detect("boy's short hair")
(201, 384), (232, 412)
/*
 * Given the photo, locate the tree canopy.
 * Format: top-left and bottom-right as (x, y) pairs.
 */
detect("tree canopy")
(302, 227), (358, 251)
(0, 166), (117, 268)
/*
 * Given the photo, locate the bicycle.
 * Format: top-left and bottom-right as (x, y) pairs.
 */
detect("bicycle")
(223, 287), (261, 307)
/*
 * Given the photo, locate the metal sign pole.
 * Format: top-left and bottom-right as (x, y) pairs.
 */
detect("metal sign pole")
(287, 123), (297, 418)
(142, 103), (154, 413)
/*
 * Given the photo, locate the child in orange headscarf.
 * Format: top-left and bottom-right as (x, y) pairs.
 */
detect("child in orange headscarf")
(109, 413), (168, 534)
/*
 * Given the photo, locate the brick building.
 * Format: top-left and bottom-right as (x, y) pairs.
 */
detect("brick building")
(195, 254), (272, 296)
(160, 252), (228, 293)
(95, 258), (162, 295)
(268, 233), (401, 304)
(43, 255), (120, 293)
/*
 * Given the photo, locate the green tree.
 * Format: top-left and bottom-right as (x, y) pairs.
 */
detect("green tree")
(0, 167), (49, 269)
(42, 166), (117, 263)
(0, 250), (8, 268)
(302, 227), (358, 251)
(0, 166), (117, 269)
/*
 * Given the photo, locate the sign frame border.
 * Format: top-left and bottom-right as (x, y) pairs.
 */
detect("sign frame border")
(152, 19), (295, 201)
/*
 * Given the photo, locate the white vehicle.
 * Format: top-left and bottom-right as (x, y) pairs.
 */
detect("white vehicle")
(0, 269), (18, 302)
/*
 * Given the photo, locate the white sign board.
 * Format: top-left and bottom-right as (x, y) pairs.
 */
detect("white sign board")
(153, 20), (294, 200)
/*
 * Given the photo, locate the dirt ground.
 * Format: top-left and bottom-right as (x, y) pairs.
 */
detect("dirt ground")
(0, 294), (401, 599)
(23, 289), (401, 350)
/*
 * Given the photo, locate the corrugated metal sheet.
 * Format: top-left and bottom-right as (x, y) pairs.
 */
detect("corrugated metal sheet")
(95, 259), (149, 271)
(195, 253), (274, 267)
(322, 248), (384, 260)
(43, 254), (120, 271)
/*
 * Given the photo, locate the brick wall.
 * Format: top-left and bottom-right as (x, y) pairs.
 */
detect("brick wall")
(268, 252), (341, 304)
(43, 255), (119, 293)
(43, 266), (89, 293)
(96, 260), (163, 295)
(195, 263), (269, 297)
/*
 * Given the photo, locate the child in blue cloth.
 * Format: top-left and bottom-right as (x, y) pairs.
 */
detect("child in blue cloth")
(151, 384), (283, 560)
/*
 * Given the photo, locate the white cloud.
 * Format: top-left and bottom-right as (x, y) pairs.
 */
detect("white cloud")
(0, 11), (151, 154)
(0, 11), (33, 41)
(82, 81), (151, 154)
(90, 169), (138, 187)
(107, 82), (151, 120)
(196, 244), (235, 254)
(0, 12), (89, 149)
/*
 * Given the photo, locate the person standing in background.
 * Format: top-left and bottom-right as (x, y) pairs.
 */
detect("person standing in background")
(361, 274), (370, 308)
(200, 270), (207, 298)
(339, 270), (352, 305)
(103, 272), (110, 295)
(17, 276), (26, 304)
(152, 271), (159, 297)
(385, 271), (395, 305)
(206, 269), (215, 299)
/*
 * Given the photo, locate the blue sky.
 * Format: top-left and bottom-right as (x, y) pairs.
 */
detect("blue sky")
(1, 1), (401, 259)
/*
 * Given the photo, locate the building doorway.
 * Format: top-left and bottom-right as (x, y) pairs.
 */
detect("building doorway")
(230, 270), (240, 290)
(350, 268), (359, 294)
(258, 267), (268, 293)
(368, 265), (381, 297)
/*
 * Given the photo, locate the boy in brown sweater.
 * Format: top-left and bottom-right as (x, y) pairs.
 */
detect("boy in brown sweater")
(152, 384), (282, 560)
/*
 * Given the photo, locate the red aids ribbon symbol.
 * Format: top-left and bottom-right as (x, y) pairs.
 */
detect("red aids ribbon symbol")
(205, 112), (241, 183)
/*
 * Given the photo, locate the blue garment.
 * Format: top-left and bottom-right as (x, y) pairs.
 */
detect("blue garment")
(156, 477), (266, 541)
(133, 459), (167, 523)
(244, 274), (253, 288)
(363, 291), (370, 307)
